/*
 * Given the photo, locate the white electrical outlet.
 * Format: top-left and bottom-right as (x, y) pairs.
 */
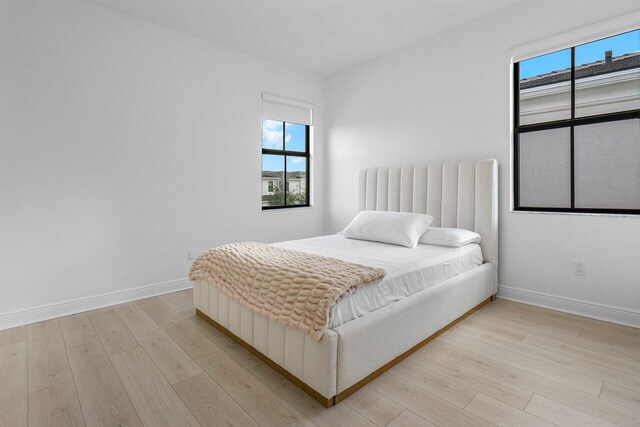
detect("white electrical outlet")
(573, 261), (586, 276)
(187, 249), (195, 261)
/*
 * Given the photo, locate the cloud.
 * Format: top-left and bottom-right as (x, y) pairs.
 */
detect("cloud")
(289, 157), (305, 164)
(263, 120), (281, 131)
(262, 120), (283, 149)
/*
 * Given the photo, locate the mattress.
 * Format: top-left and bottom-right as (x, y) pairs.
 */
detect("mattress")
(273, 234), (483, 329)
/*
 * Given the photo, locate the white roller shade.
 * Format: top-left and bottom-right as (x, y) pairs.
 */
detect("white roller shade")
(262, 93), (313, 125)
(510, 10), (640, 62)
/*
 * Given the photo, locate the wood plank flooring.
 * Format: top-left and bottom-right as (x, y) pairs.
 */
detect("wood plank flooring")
(1, 293), (639, 426)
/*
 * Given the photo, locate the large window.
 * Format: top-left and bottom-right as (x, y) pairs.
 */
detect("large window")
(261, 119), (310, 208)
(514, 29), (640, 214)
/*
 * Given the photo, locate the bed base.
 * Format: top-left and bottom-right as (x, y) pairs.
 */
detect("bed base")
(196, 296), (492, 408)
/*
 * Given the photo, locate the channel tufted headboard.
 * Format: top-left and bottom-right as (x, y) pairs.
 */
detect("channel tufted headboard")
(358, 159), (498, 290)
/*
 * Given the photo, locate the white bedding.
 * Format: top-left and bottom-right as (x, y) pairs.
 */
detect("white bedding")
(273, 234), (483, 329)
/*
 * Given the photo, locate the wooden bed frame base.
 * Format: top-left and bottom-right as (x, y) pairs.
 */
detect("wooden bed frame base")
(196, 295), (493, 408)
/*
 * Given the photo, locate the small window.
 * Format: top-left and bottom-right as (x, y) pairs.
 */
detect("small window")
(261, 119), (310, 208)
(514, 29), (640, 214)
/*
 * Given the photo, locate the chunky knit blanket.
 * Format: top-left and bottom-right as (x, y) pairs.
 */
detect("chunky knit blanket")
(189, 242), (385, 341)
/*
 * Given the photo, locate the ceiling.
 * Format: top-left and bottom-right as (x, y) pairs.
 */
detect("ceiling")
(80, 0), (520, 76)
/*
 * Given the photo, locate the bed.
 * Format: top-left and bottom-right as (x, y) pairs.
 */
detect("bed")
(193, 159), (498, 407)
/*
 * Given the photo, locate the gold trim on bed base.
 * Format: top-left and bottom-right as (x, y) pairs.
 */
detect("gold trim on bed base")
(196, 296), (491, 408)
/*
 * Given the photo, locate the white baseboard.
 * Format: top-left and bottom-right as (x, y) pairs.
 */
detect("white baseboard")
(498, 286), (640, 329)
(0, 278), (192, 330)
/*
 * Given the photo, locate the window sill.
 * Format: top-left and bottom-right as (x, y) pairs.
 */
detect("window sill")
(261, 205), (313, 212)
(510, 208), (640, 218)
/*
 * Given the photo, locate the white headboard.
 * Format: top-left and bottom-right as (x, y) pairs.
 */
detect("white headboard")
(358, 159), (498, 287)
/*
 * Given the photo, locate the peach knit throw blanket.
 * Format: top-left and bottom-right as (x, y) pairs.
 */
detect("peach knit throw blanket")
(189, 242), (385, 341)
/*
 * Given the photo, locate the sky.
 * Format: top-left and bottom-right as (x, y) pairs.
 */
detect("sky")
(262, 154), (306, 173)
(520, 29), (640, 79)
(262, 119), (307, 172)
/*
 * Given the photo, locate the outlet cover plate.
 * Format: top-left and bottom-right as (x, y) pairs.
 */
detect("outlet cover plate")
(573, 261), (586, 276)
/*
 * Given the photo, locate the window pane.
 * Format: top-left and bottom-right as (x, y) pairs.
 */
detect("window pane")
(262, 154), (284, 206)
(519, 49), (571, 125)
(575, 30), (640, 117)
(262, 119), (283, 150)
(286, 156), (307, 205)
(519, 127), (571, 207)
(574, 119), (640, 209)
(284, 122), (306, 152)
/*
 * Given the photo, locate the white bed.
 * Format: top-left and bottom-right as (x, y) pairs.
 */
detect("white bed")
(193, 159), (498, 406)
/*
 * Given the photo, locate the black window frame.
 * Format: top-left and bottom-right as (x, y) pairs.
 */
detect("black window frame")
(261, 120), (311, 210)
(513, 36), (640, 215)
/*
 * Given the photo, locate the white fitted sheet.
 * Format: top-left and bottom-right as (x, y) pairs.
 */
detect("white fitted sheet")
(273, 234), (483, 328)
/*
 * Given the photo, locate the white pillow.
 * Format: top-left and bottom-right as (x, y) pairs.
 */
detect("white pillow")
(419, 227), (482, 247)
(342, 211), (433, 248)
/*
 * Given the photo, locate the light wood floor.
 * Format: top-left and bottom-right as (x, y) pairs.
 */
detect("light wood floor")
(1, 292), (639, 426)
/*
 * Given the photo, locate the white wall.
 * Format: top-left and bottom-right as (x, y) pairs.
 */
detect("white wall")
(0, 0), (325, 325)
(325, 1), (640, 325)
